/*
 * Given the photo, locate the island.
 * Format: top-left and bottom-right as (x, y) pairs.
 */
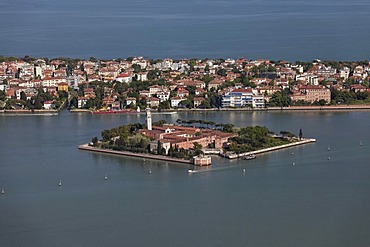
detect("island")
(1, 55), (370, 114)
(79, 109), (315, 165)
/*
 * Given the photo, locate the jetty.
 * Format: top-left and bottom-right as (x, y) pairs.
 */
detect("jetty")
(221, 138), (316, 159)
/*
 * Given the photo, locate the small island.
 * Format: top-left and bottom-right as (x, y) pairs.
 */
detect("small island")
(79, 109), (315, 165)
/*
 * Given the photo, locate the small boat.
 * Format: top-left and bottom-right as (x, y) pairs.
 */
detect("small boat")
(148, 169), (152, 174)
(243, 154), (256, 160)
(327, 146), (330, 151)
(360, 141), (363, 146)
(1, 188), (4, 195)
(104, 174), (108, 180)
(58, 180), (62, 186)
(242, 169), (246, 173)
(187, 169), (194, 173)
(292, 162), (295, 166)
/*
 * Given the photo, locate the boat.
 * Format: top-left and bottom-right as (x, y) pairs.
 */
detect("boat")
(104, 174), (108, 180)
(151, 111), (177, 115)
(58, 180), (62, 186)
(1, 188), (4, 195)
(187, 169), (194, 173)
(243, 154), (256, 160)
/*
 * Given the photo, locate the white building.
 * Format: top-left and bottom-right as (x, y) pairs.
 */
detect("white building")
(170, 97), (184, 108)
(156, 90), (170, 102)
(222, 88), (265, 108)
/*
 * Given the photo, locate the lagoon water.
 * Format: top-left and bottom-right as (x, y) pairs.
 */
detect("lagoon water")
(1, 0), (370, 61)
(1, 110), (370, 246)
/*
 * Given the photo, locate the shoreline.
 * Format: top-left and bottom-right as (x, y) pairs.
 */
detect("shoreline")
(0, 99), (68, 115)
(78, 144), (192, 164)
(68, 104), (370, 114)
(79, 138), (316, 164)
(0, 109), (59, 115)
(4, 104), (369, 115)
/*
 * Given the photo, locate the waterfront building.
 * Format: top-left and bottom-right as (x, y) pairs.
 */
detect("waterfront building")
(170, 97), (184, 108)
(140, 125), (235, 155)
(290, 85), (331, 103)
(222, 88), (265, 108)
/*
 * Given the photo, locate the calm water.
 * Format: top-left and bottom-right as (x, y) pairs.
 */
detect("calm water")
(1, 110), (370, 246)
(1, 0), (370, 60)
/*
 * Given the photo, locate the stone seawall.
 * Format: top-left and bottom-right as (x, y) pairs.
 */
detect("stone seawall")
(78, 144), (192, 164)
(221, 138), (316, 159)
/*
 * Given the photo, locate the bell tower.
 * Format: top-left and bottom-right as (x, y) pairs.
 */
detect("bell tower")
(146, 108), (152, 130)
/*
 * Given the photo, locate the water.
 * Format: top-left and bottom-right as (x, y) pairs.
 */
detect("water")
(1, 110), (370, 246)
(1, 0), (370, 60)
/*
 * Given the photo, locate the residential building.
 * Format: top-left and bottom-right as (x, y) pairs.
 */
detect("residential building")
(222, 88), (265, 108)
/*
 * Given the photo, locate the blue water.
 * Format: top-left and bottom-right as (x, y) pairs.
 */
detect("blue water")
(1, 0), (370, 60)
(1, 110), (370, 246)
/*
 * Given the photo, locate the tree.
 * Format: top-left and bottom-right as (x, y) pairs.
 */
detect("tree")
(299, 128), (303, 140)
(131, 64), (141, 73)
(199, 99), (211, 109)
(223, 123), (234, 133)
(20, 91), (27, 101)
(58, 90), (68, 100)
(193, 142), (203, 156)
(91, 137), (98, 146)
(268, 90), (291, 107)
(157, 140), (163, 155)
(318, 99), (326, 106)
(0, 90), (6, 101)
(34, 95), (42, 109)
(280, 130), (295, 138)
(216, 68), (227, 76)
(186, 85), (196, 95)
(157, 100), (169, 111)
(69, 96), (78, 108)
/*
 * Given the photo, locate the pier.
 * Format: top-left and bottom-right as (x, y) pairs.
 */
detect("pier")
(221, 138), (316, 159)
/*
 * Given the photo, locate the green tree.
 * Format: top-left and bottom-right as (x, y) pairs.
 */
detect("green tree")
(299, 128), (303, 140)
(280, 130), (295, 138)
(92, 137), (98, 146)
(0, 90), (6, 101)
(20, 91), (27, 101)
(223, 123), (234, 133)
(69, 96), (78, 108)
(199, 99), (211, 109)
(193, 142), (203, 156)
(268, 90), (291, 107)
(217, 68), (227, 76)
(34, 95), (42, 109)
(157, 140), (162, 155)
